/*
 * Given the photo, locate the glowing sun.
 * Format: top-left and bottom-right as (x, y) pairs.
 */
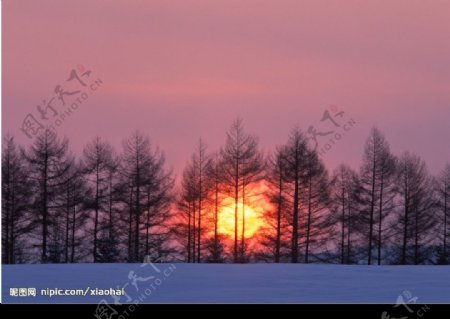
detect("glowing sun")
(218, 199), (264, 238)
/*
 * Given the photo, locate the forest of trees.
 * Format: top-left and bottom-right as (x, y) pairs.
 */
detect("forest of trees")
(2, 120), (449, 265)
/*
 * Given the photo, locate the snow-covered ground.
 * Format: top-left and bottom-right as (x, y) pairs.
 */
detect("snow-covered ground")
(2, 263), (450, 303)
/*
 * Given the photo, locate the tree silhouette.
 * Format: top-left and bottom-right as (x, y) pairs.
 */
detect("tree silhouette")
(2, 136), (32, 264)
(220, 118), (263, 262)
(279, 127), (309, 263)
(435, 164), (450, 264)
(24, 130), (73, 263)
(359, 127), (396, 265)
(1, 123), (448, 265)
(82, 137), (116, 262)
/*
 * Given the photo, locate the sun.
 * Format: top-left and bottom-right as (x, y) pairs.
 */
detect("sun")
(218, 199), (264, 239)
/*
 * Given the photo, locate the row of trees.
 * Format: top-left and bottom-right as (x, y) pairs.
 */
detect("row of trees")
(174, 121), (450, 265)
(2, 120), (449, 265)
(2, 130), (173, 264)
(330, 130), (449, 265)
(174, 120), (265, 263)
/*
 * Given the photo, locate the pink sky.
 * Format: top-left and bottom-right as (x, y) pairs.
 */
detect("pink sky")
(4, 0), (450, 176)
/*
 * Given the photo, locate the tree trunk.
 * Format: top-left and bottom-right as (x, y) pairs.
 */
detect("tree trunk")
(197, 167), (202, 263)
(377, 174), (384, 265)
(93, 164), (99, 263)
(71, 202), (76, 263)
(145, 187), (151, 256)
(402, 184), (409, 265)
(347, 201), (352, 264)
(291, 170), (299, 263)
(341, 185), (346, 265)
(4, 158), (11, 264)
(241, 183), (246, 261)
(42, 151), (49, 263)
(145, 210), (150, 256)
(192, 201), (196, 263)
(234, 161), (239, 263)
(109, 172), (114, 241)
(444, 182), (448, 262)
(367, 153), (376, 265)
(275, 171), (282, 263)
(128, 187), (133, 262)
(65, 187), (70, 263)
(135, 164), (140, 262)
(305, 175), (313, 264)
(10, 183), (16, 264)
(414, 206), (419, 265)
(187, 201), (191, 263)
(214, 180), (219, 262)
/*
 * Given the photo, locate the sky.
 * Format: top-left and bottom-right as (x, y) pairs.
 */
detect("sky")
(4, 0), (450, 178)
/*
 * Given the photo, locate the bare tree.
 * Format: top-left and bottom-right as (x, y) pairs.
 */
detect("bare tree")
(260, 147), (291, 262)
(142, 146), (174, 259)
(220, 118), (263, 262)
(121, 131), (152, 261)
(24, 130), (72, 263)
(206, 153), (226, 263)
(2, 136), (32, 264)
(175, 151), (228, 263)
(82, 137), (116, 262)
(174, 170), (193, 262)
(279, 127), (309, 263)
(69, 172), (91, 263)
(331, 164), (362, 264)
(92, 150), (120, 263)
(436, 164), (450, 264)
(178, 160), (197, 262)
(193, 140), (211, 263)
(101, 152), (121, 262)
(359, 127), (396, 265)
(394, 152), (436, 264)
(375, 146), (396, 265)
(121, 131), (173, 262)
(175, 141), (212, 263)
(302, 148), (332, 264)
